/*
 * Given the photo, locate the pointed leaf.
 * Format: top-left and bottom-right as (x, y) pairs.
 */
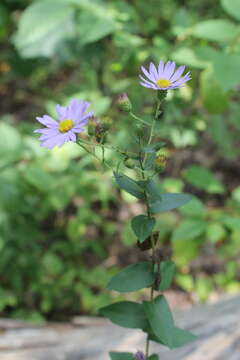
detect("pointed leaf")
(150, 193), (192, 213)
(159, 261), (176, 291)
(131, 215), (156, 243)
(143, 295), (174, 347)
(170, 327), (197, 347)
(110, 352), (134, 360)
(107, 262), (155, 293)
(114, 172), (144, 199)
(99, 301), (148, 329)
(221, 0), (240, 21)
(144, 179), (162, 202)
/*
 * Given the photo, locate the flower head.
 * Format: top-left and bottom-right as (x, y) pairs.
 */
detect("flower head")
(34, 99), (93, 149)
(135, 351), (145, 360)
(140, 61), (191, 91)
(117, 93), (132, 112)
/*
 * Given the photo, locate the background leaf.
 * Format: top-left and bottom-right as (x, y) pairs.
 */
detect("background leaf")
(184, 165), (225, 194)
(221, 0), (240, 21)
(13, 0), (74, 58)
(192, 19), (238, 42)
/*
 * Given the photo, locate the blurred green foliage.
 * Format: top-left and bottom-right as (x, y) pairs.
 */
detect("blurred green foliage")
(0, 0), (240, 320)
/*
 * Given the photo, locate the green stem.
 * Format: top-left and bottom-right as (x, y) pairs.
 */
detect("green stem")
(140, 98), (163, 359)
(77, 143), (112, 170)
(130, 112), (151, 126)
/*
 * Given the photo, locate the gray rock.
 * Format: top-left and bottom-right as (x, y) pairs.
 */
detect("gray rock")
(0, 295), (239, 360)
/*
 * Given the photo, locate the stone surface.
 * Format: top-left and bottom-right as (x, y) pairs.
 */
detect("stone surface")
(0, 295), (239, 359)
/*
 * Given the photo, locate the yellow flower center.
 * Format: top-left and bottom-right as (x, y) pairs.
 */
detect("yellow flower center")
(156, 79), (171, 88)
(59, 119), (74, 133)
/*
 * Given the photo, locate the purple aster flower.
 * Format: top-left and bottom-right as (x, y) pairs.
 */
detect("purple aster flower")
(34, 99), (94, 149)
(139, 60), (191, 90)
(135, 351), (145, 360)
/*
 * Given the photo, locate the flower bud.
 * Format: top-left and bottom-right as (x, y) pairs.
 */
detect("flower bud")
(135, 351), (145, 360)
(155, 155), (167, 172)
(88, 116), (97, 136)
(154, 147), (170, 172)
(95, 121), (106, 143)
(124, 157), (135, 169)
(102, 116), (112, 132)
(117, 93), (132, 113)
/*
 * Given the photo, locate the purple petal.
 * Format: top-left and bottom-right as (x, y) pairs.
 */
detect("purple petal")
(36, 115), (58, 128)
(56, 104), (67, 121)
(170, 65), (185, 82)
(139, 82), (158, 90)
(73, 111), (94, 126)
(34, 128), (58, 135)
(40, 133), (68, 149)
(162, 61), (172, 78)
(165, 61), (176, 79)
(158, 60), (164, 77)
(68, 131), (76, 142)
(141, 66), (155, 82)
(149, 62), (158, 81)
(139, 75), (155, 87)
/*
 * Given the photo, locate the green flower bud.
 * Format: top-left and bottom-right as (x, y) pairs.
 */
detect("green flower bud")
(102, 117), (112, 132)
(95, 121), (106, 143)
(88, 116), (97, 136)
(124, 157), (135, 169)
(117, 93), (132, 113)
(155, 155), (167, 171)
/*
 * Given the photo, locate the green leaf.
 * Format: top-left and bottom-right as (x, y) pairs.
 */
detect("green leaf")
(143, 295), (174, 347)
(114, 172), (144, 199)
(172, 219), (207, 241)
(0, 123), (22, 168)
(131, 215), (156, 243)
(222, 216), (240, 231)
(208, 116), (236, 160)
(24, 166), (55, 192)
(142, 142), (165, 153)
(213, 53), (240, 91)
(192, 19), (238, 42)
(206, 222), (226, 243)
(148, 355), (159, 360)
(179, 197), (207, 218)
(143, 179), (162, 203)
(107, 262), (155, 293)
(13, 0), (74, 58)
(99, 301), (148, 329)
(76, 7), (117, 45)
(170, 327), (197, 347)
(150, 193), (192, 214)
(110, 352), (134, 360)
(173, 237), (203, 267)
(159, 261), (176, 291)
(184, 165), (225, 194)
(200, 69), (229, 114)
(221, 0), (240, 21)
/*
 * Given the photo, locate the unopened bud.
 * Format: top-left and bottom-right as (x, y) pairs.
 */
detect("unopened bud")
(117, 93), (132, 112)
(95, 121), (106, 143)
(155, 155), (167, 171)
(88, 116), (97, 136)
(102, 117), (112, 132)
(124, 157), (135, 169)
(135, 351), (145, 360)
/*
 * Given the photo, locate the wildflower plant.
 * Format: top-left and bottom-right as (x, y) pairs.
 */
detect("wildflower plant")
(35, 60), (196, 359)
